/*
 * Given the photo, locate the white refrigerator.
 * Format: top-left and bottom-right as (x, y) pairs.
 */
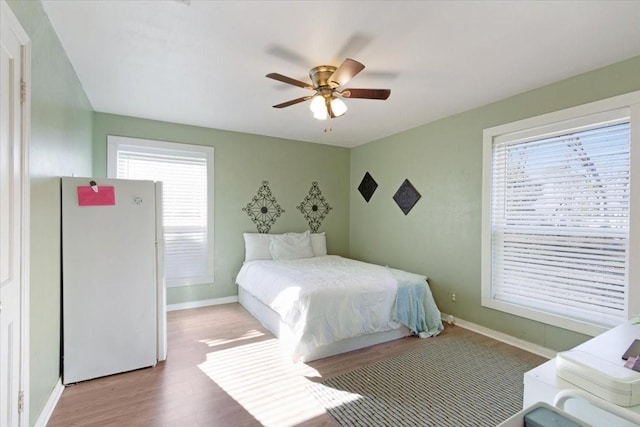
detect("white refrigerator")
(61, 177), (166, 385)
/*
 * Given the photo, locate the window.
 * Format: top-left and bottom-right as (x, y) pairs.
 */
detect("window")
(482, 91), (640, 336)
(107, 136), (214, 287)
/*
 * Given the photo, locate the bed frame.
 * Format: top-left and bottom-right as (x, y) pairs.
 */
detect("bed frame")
(238, 287), (412, 362)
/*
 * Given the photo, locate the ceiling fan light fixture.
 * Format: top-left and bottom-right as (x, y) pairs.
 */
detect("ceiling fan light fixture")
(330, 97), (347, 117)
(310, 95), (328, 120)
(313, 109), (328, 120)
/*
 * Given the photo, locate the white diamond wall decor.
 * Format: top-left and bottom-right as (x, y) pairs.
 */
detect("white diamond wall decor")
(242, 181), (285, 233)
(393, 179), (421, 215)
(297, 182), (332, 233)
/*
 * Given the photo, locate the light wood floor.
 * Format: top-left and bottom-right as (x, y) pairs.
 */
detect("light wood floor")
(48, 303), (546, 426)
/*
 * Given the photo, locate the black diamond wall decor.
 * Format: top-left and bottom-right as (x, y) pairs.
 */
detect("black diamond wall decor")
(297, 182), (332, 233)
(242, 181), (285, 233)
(358, 172), (378, 202)
(393, 179), (421, 215)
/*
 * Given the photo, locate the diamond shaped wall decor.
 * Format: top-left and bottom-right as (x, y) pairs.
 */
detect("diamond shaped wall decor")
(393, 179), (421, 215)
(297, 182), (332, 233)
(242, 181), (285, 233)
(358, 172), (378, 202)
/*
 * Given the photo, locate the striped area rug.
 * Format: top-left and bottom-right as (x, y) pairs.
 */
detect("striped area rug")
(308, 336), (540, 426)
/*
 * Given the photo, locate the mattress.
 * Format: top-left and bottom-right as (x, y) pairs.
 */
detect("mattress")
(236, 255), (443, 361)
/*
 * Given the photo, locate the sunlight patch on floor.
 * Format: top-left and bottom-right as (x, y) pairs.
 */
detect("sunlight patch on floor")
(198, 338), (326, 427)
(198, 329), (265, 347)
(313, 385), (363, 409)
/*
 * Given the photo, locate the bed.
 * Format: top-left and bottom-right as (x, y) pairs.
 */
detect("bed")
(236, 231), (443, 362)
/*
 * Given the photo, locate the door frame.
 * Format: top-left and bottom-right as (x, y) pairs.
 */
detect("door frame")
(1, 1), (31, 424)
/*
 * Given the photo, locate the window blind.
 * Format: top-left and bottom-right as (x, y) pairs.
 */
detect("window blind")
(115, 147), (211, 286)
(490, 118), (631, 328)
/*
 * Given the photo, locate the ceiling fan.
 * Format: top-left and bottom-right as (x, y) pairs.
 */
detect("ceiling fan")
(266, 58), (390, 120)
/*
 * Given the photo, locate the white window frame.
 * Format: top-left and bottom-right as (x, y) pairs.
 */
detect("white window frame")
(482, 91), (640, 336)
(107, 135), (214, 287)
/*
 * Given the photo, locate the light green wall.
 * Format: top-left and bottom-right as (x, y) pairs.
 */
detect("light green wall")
(6, 1), (94, 425)
(92, 113), (351, 305)
(350, 55), (640, 352)
(6, 0), (640, 420)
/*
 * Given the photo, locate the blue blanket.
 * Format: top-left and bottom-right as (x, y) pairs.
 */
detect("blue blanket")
(389, 268), (444, 337)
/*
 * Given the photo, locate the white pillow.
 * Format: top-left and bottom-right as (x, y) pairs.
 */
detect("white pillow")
(243, 233), (273, 262)
(269, 231), (315, 260)
(310, 232), (327, 256)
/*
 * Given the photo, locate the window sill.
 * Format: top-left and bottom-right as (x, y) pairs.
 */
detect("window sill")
(481, 297), (609, 337)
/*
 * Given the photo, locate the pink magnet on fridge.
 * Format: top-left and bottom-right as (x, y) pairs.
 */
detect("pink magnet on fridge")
(77, 185), (115, 206)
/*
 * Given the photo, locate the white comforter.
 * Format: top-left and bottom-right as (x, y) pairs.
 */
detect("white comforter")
(236, 255), (409, 358)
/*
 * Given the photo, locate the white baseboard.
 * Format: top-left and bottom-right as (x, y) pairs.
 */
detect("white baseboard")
(441, 312), (557, 359)
(167, 296), (238, 312)
(34, 378), (64, 427)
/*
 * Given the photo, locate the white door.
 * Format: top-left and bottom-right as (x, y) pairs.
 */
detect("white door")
(0, 2), (30, 426)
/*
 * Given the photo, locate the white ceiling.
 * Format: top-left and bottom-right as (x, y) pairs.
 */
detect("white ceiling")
(41, 0), (640, 148)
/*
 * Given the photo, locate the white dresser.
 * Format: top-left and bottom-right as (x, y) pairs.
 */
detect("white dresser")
(523, 319), (640, 426)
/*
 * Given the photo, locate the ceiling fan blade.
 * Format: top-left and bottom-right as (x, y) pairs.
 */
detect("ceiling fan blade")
(266, 45), (315, 68)
(272, 96), (311, 108)
(329, 58), (365, 87)
(334, 34), (373, 62)
(266, 73), (313, 90)
(341, 88), (391, 100)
